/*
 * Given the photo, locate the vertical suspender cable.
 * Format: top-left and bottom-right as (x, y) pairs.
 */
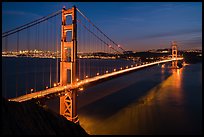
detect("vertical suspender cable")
(26, 28), (29, 94)
(39, 23), (43, 95)
(100, 33), (104, 75)
(37, 23), (39, 89)
(16, 32), (19, 97)
(4, 37), (8, 98)
(34, 24), (37, 92)
(56, 17), (59, 84)
(78, 14), (81, 80)
(49, 21), (52, 88)
(97, 29), (99, 75)
(100, 34), (102, 75)
(103, 34), (104, 74)
(88, 22), (91, 77)
(106, 39), (108, 73)
(42, 22), (45, 89)
(83, 19), (86, 79)
(90, 23), (92, 77)
(45, 20), (48, 88)
(83, 18), (85, 79)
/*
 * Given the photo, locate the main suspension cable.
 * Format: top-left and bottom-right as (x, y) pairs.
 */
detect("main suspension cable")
(76, 8), (126, 52)
(2, 10), (62, 38)
(77, 19), (122, 54)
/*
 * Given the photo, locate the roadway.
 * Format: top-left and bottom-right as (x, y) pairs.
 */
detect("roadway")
(9, 58), (183, 102)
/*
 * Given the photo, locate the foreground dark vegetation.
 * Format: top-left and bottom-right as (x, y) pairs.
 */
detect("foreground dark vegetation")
(2, 98), (88, 135)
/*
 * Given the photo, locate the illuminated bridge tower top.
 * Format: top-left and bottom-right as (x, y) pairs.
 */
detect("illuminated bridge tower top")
(171, 41), (178, 68)
(172, 41), (177, 59)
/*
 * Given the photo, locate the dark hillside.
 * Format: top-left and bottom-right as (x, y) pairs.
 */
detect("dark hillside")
(2, 98), (88, 135)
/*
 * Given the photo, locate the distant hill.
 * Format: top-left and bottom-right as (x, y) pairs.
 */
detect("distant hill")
(182, 52), (202, 64)
(2, 98), (88, 135)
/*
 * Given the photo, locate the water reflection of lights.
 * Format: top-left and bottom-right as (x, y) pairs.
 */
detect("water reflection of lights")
(172, 68), (183, 78)
(177, 69), (180, 75)
(161, 68), (165, 75)
(150, 67), (184, 107)
(79, 67), (185, 135)
(182, 62), (190, 66)
(171, 67), (183, 90)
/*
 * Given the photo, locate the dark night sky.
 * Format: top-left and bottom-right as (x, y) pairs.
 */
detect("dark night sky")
(2, 2), (202, 51)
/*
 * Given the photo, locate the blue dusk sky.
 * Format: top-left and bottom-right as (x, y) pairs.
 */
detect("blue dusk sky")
(2, 2), (202, 51)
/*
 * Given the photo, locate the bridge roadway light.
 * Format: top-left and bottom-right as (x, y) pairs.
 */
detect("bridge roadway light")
(76, 78), (79, 82)
(106, 71), (108, 73)
(126, 66), (128, 69)
(96, 72), (99, 76)
(120, 67), (123, 70)
(114, 69), (116, 72)
(85, 75), (88, 78)
(54, 83), (57, 87)
(77, 82), (80, 86)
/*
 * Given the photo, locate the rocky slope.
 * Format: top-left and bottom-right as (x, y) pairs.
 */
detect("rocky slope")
(2, 98), (88, 135)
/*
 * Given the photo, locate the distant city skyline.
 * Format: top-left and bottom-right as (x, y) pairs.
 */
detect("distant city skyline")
(2, 2), (202, 51)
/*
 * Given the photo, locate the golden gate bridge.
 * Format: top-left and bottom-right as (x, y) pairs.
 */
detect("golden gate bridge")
(2, 6), (183, 123)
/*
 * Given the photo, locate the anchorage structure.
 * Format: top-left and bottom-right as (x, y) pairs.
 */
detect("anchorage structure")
(171, 41), (178, 68)
(60, 6), (78, 123)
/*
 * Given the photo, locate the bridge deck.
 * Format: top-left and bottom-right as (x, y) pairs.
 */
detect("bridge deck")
(9, 58), (183, 102)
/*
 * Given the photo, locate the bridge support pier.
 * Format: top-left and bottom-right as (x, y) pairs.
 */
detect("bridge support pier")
(172, 61), (178, 68)
(59, 6), (78, 123)
(60, 89), (78, 123)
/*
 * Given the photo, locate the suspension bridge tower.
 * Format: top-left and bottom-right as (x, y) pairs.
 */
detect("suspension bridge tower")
(171, 41), (178, 68)
(60, 6), (78, 123)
